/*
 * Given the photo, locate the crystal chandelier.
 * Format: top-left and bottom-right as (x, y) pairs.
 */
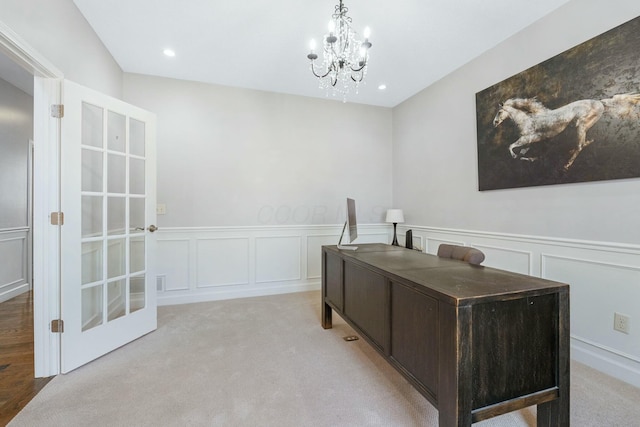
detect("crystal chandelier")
(306, 0), (372, 101)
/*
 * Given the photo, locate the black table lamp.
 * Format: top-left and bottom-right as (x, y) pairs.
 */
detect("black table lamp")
(385, 209), (405, 246)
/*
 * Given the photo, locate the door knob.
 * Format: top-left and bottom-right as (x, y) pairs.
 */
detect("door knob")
(147, 225), (158, 232)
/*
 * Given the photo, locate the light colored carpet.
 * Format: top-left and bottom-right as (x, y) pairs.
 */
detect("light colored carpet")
(9, 291), (640, 426)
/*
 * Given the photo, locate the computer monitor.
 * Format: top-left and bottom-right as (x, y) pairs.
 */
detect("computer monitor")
(338, 198), (358, 250)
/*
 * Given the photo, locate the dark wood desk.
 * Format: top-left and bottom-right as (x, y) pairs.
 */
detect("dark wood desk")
(322, 244), (569, 427)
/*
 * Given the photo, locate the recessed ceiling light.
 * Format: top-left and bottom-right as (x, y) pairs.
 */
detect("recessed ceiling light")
(163, 49), (176, 57)
(378, 84), (387, 90)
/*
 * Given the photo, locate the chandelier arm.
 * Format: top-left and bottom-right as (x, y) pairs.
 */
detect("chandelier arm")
(351, 71), (364, 83)
(349, 62), (366, 73)
(310, 61), (333, 79)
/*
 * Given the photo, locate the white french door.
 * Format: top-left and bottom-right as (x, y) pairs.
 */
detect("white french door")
(60, 80), (157, 373)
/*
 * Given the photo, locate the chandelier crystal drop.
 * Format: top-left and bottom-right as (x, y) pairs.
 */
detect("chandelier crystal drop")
(307, 0), (372, 102)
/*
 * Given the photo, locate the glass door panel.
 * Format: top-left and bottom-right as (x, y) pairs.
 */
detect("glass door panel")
(82, 103), (103, 148)
(130, 275), (145, 313)
(81, 149), (103, 192)
(107, 279), (126, 322)
(81, 241), (103, 285)
(130, 197), (145, 233)
(130, 118), (145, 157)
(107, 238), (126, 279)
(129, 158), (145, 195)
(82, 195), (103, 238)
(107, 154), (126, 194)
(130, 236), (145, 274)
(107, 196), (126, 235)
(107, 110), (126, 153)
(82, 285), (103, 332)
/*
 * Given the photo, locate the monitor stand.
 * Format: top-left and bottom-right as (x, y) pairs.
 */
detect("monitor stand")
(337, 221), (358, 251)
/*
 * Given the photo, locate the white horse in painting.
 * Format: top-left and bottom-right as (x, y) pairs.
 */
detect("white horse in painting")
(492, 94), (640, 170)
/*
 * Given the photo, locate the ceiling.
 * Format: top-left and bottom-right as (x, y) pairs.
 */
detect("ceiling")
(65, 1), (566, 107)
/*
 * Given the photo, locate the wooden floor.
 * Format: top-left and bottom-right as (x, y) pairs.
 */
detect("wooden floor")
(0, 291), (53, 426)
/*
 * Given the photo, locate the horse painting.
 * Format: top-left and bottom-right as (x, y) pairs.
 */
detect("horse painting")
(492, 94), (640, 170)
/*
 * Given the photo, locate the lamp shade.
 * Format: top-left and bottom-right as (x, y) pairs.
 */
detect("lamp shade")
(385, 209), (404, 223)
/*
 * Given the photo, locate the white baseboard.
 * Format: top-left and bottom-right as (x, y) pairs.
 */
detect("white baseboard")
(571, 336), (640, 388)
(0, 281), (30, 303)
(158, 281), (320, 306)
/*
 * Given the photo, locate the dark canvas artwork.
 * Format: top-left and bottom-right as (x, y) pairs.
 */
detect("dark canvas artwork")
(476, 16), (640, 191)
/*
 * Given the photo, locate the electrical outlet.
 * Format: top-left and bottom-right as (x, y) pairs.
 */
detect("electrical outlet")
(613, 312), (630, 334)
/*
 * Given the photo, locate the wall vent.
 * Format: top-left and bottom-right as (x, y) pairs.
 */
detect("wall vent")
(156, 275), (166, 293)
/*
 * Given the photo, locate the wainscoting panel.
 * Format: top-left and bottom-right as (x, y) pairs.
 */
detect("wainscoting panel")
(0, 229), (29, 302)
(473, 244), (532, 275)
(157, 239), (189, 291)
(396, 224), (640, 388)
(410, 234), (424, 252)
(196, 237), (250, 288)
(255, 236), (301, 283)
(426, 237), (465, 254)
(156, 225), (388, 306)
(543, 254), (640, 362)
(357, 233), (392, 244)
(307, 235), (340, 279)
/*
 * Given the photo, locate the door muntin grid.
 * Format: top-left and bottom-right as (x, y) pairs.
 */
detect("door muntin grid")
(80, 102), (147, 332)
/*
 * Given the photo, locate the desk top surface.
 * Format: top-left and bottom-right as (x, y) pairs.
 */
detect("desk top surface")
(324, 243), (568, 305)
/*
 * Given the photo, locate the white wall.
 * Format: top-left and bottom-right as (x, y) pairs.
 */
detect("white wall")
(0, 0), (122, 97)
(392, 0), (640, 387)
(122, 73), (393, 302)
(123, 73), (393, 227)
(0, 77), (31, 228)
(0, 76), (32, 302)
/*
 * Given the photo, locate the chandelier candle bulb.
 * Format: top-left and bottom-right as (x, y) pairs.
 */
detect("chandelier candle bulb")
(307, 39), (318, 60)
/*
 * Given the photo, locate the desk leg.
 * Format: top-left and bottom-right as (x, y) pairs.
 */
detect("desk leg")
(537, 290), (570, 427)
(438, 304), (473, 427)
(320, 248), (342, 329)
(321, 249), (332, 329)
(538, 291), (570, 426)
(322, 301), (332, 329)
(537, 400), (564, 427)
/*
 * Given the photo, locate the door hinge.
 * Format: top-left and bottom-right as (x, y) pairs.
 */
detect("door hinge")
(50, 212), (64, 225)
(51, 319), (64, 333)
(51, 104), (64, 118)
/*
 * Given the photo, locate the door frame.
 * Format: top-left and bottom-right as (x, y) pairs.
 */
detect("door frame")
(0, 19), (64, 377)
